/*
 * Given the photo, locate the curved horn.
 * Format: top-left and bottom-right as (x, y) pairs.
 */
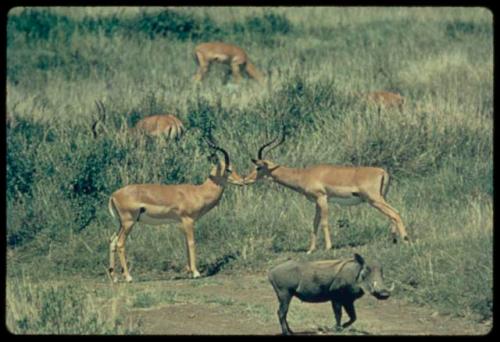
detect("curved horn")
(257, 123), (287, 159)
(91, 100), (106, 139)
(257, 136), (279, 159)
(205, 136), (230, 167)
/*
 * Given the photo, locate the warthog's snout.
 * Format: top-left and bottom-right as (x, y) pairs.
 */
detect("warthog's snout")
(371, 282), (394, 300)
(373, 290), (390, 300)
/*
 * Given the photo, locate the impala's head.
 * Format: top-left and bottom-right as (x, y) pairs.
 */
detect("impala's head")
(206, 137), (244, 186)
(244, 127), (286, 185)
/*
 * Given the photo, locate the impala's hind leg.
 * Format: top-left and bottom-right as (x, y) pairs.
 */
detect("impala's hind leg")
(230, 60), (244, 84)
(369, 196), (409, 243)
(116, 219), (136, 282)
(109, 232), (119, 282)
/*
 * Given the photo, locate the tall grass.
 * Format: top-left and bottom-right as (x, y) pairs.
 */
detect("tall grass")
(6, 272), (142, 334)
(6, 6), (493, 330)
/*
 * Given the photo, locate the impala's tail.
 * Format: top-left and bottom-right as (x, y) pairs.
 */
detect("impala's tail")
(245, 61), (265, 85)
(108, 196), (117, 219)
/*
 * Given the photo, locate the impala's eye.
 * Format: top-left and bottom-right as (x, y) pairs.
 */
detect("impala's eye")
(256, 166), (263, 171)
(226, 169), (233, 174)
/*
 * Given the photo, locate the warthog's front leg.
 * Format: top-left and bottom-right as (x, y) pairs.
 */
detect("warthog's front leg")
(341, 301), (357, 328)
(331, 301), (343, 330)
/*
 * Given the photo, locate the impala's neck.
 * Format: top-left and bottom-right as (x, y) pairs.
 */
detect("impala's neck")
(200, 162), (227, 198)
(269, 166), (307, 193)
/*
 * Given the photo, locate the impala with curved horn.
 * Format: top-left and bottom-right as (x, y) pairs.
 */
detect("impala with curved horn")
(107, 136), (244, 282)
(244, 128), (409, 253)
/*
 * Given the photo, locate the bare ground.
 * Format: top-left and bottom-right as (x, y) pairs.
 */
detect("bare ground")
(113, 272), (492, 336)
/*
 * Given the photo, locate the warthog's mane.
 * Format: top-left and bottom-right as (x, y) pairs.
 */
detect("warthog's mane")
(310, 259), (354, 276)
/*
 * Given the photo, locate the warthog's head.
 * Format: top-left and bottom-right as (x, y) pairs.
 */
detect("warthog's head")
(354, 253), (393, 300)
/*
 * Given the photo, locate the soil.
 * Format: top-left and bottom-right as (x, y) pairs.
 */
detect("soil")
(120, 273), (492, 336)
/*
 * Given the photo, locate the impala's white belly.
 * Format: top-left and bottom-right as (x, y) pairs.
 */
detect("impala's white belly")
(328, 196), (364, 206)
(138, 214), (180, 225)
(326, 186), (364, 206)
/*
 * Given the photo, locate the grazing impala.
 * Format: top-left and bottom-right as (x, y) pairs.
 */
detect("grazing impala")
(364, 91), (405, 112)
(193, 42), (264, 85)
(107, 137), (244, 282)
(91, 101), (185, 139)
(244, 129), (409, 253)
(133, 114), (185, 139)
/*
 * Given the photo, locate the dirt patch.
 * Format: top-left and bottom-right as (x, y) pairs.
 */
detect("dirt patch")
(123, 273), (491, 335)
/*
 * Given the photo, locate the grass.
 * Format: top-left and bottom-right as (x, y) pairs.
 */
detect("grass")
(6, 6), (493, 333)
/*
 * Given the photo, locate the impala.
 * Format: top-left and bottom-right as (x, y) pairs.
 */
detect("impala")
(363, 91), (405, 112)
(193, 42), (264, 85)
(244, 130), (409, 253)
(133, 114), (185, 139)
(107, 137), (244, 282)
(91, 101), (185, 139)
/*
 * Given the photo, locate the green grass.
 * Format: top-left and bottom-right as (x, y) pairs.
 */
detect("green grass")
(6, 6), (493, 333)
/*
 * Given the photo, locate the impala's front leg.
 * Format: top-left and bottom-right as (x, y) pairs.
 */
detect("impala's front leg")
(307, 203), (321, 254)
(182, 218), (201, 278)
(318, 195), (332, 251)
(193, 51), (208, 82)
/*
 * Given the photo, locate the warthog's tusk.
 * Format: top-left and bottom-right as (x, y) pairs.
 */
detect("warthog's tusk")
(389, 282), (395, 292)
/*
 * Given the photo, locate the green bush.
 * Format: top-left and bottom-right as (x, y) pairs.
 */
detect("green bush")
(7, 8), (75, 44)
(133, 9), (221, 41)
(444, 19), (493, 39)
(234, 12), (292, 35)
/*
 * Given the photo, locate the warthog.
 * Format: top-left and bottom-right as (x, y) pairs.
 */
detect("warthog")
(268, 254), (394, 335)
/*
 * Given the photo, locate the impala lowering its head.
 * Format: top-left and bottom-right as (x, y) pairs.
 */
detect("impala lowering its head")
(193, 42), (264, 85)
(133, 114), (185, 139)
(107, 137), (244, 282)
(91, 101), (185, 140)
(244, 128), (409, 253)
(364, 91), (405, 112)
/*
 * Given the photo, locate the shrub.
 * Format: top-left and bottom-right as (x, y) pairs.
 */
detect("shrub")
(7, 8), (75, 45)
(133, 9), (221, 41)
(445, 20), (493, 39)
(232, 12), (292, 35)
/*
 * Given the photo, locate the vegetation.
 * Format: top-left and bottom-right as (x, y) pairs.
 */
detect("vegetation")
(6, 7), (493, 333)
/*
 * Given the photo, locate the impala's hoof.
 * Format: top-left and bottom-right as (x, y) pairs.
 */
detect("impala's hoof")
(125, 275), (133, 283)
(192, 270), (201, 278)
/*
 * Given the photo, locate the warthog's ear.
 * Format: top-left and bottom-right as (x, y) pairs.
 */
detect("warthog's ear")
(354, 253), (365, 266)
(354, 254), (369, 282)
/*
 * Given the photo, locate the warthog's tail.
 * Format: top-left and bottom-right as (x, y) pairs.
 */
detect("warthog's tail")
(380, 169), (391, 199)
(245, 61), (265, 85)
